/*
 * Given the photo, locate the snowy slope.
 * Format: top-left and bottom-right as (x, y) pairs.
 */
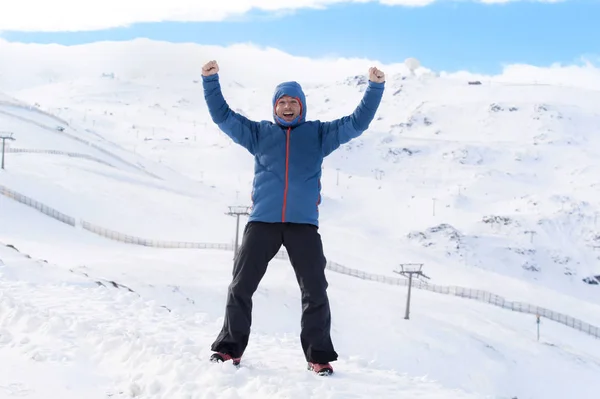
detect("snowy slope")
(6, 43), (599, 304)
(3, 76), (600, 321)
(0, 102), (240, 243)
(2, 213), (600, 399)
(1, 39), (600, 398)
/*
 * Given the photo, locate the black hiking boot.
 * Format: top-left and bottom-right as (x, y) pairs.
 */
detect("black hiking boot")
(210, 352), (241, 366)
(307, 362), (333, 376)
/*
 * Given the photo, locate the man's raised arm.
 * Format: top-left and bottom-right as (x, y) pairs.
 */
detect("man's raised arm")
(319, 66), (385, 157)
(202, 60), (260, 155)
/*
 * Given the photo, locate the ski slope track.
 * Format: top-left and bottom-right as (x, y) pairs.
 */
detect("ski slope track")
(0, 104), (160, 180)
(1, 39), (600, 398)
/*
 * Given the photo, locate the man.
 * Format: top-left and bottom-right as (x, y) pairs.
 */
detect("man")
(201, 60), (385, 375)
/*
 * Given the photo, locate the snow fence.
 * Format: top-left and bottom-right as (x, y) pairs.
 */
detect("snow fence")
(0, 184), (76, 226)
(79, 220), (231, 250)
(1, 184), (599, 340)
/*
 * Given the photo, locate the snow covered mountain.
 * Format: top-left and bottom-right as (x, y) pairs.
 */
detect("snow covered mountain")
(1, 38), (599, 399)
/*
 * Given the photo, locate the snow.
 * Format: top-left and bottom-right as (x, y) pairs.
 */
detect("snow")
(1, 38), (600, 398)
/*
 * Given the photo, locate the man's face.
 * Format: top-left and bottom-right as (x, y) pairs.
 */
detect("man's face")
(275, 95), (302, 122)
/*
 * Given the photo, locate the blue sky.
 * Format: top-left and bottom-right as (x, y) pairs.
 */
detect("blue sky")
(2, 1), (599, 74)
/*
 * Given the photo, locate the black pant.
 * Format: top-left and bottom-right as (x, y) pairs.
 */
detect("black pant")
(211, 221), (338, 364)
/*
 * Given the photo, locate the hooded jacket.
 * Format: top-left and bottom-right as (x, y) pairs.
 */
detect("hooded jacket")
(202, 73), (384, 227)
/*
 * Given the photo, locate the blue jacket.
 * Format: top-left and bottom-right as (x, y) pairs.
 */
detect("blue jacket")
(202, 74), (384, 227)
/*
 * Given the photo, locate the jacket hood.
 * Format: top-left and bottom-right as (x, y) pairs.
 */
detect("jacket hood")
(272, 81), (306, 127)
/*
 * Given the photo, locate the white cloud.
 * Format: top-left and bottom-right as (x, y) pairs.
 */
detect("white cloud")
(0, 38), (399, 89)
(0, 0), (561, 32)
(0, 38), (597, 93)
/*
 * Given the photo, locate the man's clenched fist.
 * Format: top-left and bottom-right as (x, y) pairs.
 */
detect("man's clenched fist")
(369, 66), (385, 83)
(202, 60), (219, 76)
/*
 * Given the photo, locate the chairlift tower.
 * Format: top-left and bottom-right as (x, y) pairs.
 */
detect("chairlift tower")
(0, 132), (16, 170)
(393, 263), (430, 320)
(226, 205), (251, 258)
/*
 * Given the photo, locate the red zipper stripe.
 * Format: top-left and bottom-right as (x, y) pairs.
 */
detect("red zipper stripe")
(282, 127), (291, 222)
